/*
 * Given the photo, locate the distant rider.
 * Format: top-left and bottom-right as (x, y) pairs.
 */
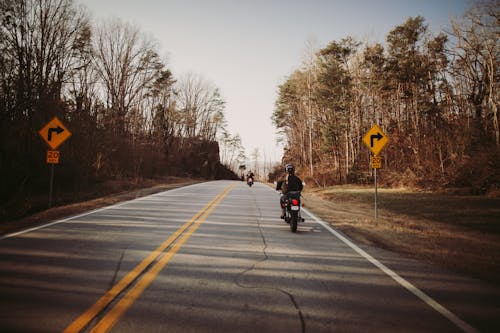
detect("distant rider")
(276, 163), (303, 219)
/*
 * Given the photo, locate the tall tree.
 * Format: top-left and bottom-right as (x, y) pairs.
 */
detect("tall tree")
(301, 38), (320, 176)
(450, 0), (499, 147)
(316, 37), (359, 182)
(219, 132), (245, 173)
(92, 18), (163, 136)
(175, 73), (226, 142)
(273, 70), (310, 166)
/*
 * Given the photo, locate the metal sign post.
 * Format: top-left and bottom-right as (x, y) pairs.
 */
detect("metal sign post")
(363, 124), (389, 220)
(49, 164), (55, 208)
(370, 155), (382, 219)
(374, 166), (378, 219)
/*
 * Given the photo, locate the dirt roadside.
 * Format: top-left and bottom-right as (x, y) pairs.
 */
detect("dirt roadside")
(2, 180), (499, 286)
(0, 178), (201, 236)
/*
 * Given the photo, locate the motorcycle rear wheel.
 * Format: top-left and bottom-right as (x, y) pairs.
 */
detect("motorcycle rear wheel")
(290, 211), (298, 232)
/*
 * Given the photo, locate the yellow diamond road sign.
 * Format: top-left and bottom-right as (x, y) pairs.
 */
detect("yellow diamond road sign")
(363, 124), (388, 156)
(39, 117), (71, 150)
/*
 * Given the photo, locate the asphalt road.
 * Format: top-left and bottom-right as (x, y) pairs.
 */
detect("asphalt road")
(0, 180), (499, 332)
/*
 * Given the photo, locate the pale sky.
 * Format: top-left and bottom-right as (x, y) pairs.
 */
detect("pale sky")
(78, 0), (469, 163)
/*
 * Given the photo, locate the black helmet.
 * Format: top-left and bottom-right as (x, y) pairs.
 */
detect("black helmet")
(285, 163), (295, 174)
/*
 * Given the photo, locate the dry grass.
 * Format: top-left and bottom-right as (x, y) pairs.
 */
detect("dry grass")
(302, 185), (500, 285)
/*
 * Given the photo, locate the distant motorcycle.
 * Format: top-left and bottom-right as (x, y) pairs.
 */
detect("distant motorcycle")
(247, 177), (254, 187)
(282, 191), (304, 233)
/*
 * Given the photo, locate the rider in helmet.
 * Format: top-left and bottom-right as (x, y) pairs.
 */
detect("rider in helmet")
(276, 163), (303, 219)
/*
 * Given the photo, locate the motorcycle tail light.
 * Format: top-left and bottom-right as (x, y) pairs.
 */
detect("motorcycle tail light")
(292, 199), (299, 206)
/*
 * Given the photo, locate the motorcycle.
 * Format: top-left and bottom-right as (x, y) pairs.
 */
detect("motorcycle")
(282, 191), (304, 232)
(247, 177), (254, 187)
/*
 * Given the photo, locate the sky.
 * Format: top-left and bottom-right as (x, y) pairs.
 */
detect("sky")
(78, 0), (470, 163)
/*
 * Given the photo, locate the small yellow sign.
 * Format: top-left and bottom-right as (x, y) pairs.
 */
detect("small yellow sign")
(39, 117), (71, 150)
(46, 150), (60, 164)
(363, 124), (388, 156)
(370, 156), (382, 169)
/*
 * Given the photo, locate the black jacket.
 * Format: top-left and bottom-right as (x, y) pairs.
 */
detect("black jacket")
(286, 174), (303, 192)
(276, 174), (303, 193)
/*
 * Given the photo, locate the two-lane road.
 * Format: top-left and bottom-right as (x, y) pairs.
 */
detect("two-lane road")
(1, 181), (499, 332)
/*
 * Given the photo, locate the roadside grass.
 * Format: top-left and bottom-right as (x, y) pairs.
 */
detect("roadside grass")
(303, 185), (500, 285)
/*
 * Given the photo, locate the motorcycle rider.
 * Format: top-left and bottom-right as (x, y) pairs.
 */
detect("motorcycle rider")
(276, 163), (303, 219)
(246, 170), (255, 183)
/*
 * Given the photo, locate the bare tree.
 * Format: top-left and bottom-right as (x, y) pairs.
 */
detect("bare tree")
(175, 72), (226, 141)
(251, 147), (260, 179)
(1, 0), (89, 119)
(219, 132), (246, 173)
(450, 0), (499, 147)
(273, 69), (311, 166)
(92, 18), (163, 136)
(301, 37), (319, 177)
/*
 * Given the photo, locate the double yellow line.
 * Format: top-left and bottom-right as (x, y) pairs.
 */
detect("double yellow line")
(64, 183), (235, 333)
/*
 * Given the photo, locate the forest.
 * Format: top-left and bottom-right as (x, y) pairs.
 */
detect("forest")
(0, 0), (244, 220)
(272, 1), (499, 194)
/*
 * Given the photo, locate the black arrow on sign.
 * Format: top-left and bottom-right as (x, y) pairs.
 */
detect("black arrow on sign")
(48, 126), (64, 141)
(370, 132), (383, 147)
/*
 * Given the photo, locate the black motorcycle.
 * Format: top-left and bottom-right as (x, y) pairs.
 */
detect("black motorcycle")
(247, 177), (254, 187)
(283, 191), (304, 232)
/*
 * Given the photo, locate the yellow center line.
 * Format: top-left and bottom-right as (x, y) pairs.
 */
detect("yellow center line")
(63, 183), (235, 333)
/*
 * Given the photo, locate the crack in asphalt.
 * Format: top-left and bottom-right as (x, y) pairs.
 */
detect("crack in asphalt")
(234, 186), (306, 333)
(108, 247), (127, 291)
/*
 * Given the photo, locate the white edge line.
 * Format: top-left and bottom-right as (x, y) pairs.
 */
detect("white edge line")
(0, 182), (201, 241)
(301, 207), (478, 333)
